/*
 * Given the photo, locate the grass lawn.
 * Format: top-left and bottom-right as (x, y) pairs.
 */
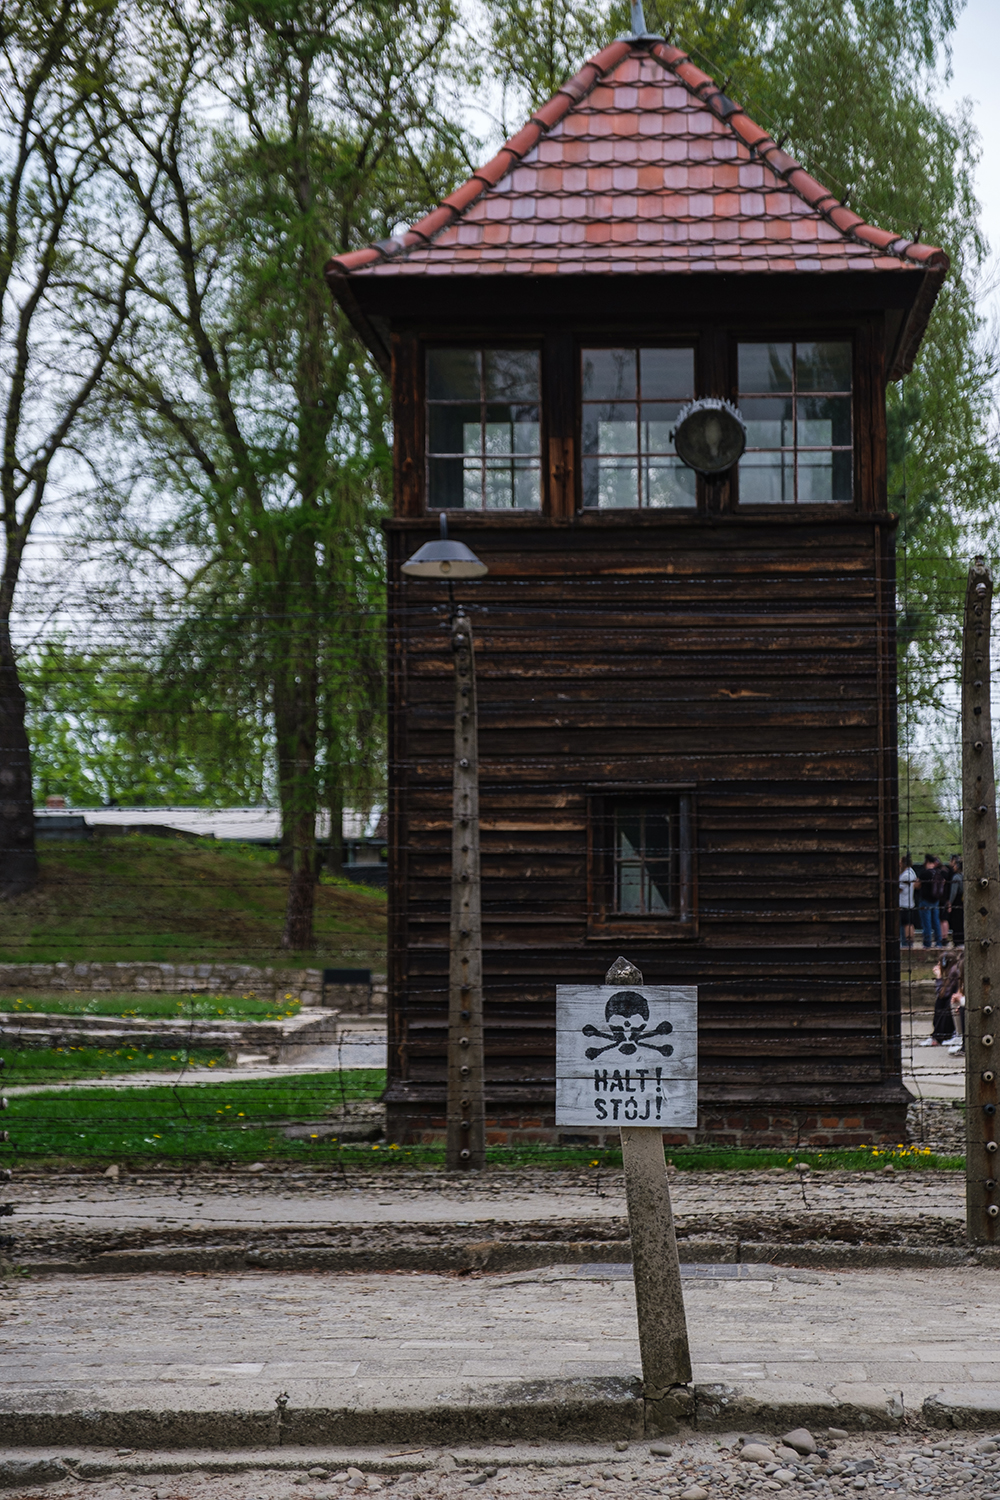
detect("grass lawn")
(0, 992), (301, 1021)
(4, 1071), (963, 1169)
(3, 1046), (229, 1083)
(0, 836), (386, 968)
(8, 1070), (387, 1160)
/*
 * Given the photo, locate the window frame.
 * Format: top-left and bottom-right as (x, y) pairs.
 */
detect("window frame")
(423, 341), (545, 515)
(732, 331), (858, 512)
(576, 339), (701, 515)
(587, 786), (698, 939)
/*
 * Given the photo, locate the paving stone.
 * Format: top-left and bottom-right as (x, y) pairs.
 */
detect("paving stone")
(6, 1264), (1000, 1445)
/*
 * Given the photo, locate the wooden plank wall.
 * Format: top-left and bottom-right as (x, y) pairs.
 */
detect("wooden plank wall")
(384, 516), (906, 1143)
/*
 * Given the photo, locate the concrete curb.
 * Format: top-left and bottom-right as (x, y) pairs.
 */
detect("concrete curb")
(15, 1237), (1000, 1277)
(3, 1379), (997, 1452)
(0, 1379), (646, 1450)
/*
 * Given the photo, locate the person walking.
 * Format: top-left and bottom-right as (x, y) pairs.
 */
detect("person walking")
(920, 948), (963, 1047)
(948, 855), (964, 947)
(916, 853), (944, 950)
(899, 854), (918, 947)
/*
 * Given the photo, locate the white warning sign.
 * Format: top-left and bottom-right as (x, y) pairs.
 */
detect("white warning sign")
(555, 983), (698, 1128)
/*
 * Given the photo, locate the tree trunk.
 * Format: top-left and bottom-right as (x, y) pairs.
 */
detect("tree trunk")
(283, 801), (316, 950)
(0, 629), (38, 897)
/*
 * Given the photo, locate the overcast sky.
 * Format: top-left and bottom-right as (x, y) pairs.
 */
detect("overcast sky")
(942, 0), (1000, 316)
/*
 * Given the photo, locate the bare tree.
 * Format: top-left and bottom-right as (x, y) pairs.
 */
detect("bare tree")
(0, 0), (150, 892)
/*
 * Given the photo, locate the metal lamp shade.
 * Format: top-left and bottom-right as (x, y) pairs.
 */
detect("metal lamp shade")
(401, 538), (489, 580)
(672, 398), (746, 476)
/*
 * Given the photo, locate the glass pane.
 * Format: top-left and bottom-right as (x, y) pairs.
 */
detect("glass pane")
(464, 459), (483, 507)
(640, 402), (684, 454)
(427, 348), (479, 399)
(617, 812), (641, 860)
(511, 409), (540, 455)
(428, 456), (467, 509)
(645, 862), (673, 914)
(617, 863), (643, 913)
(644, 811), (673, 862)
(640, 347), (694, 400)
(481, 406), (541, 456)
(742, 396), (793, 450)
(484, 406), (514, 456)
(582, 404), (636, 456)
(483, 460), (513, 509)
(582, 348), (636, 401)
(428, 403), (479, 455)
(512, 461), (541, 509)
(485, 349), (539, 401)
(797, 447), (852, 502)
(644, 458), (697, 508)
(797, 340), (851, 391)
(582, 457), (639, 509)
(797, 451), (834, 503)
(797, 395), (851, 448)
(738, 342), (793, 393)
(740, 451), (795, 504)
(831, 448), (852, 501)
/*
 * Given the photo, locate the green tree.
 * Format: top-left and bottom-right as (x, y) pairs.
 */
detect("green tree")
(98, 0), (465, 947)
(476, 0), (997, 722)
(24, 638), (271, 807)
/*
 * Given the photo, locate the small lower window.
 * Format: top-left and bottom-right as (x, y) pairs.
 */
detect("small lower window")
(589, 791), (696, 936)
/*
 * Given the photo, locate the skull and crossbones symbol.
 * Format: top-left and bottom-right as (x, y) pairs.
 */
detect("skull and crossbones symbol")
(582, 990), (674, 1060)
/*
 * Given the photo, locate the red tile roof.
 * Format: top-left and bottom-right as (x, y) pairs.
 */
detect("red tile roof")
(326, 40), (948, 284)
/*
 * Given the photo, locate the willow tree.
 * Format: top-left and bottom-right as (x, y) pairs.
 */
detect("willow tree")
(101, 0), (466, 948)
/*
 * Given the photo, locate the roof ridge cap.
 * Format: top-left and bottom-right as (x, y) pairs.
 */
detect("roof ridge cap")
(646, 40), (948, 275)
(325, 39), (635, 277)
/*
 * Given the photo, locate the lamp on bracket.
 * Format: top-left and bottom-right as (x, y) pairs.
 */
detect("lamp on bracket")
(401, 512), (488, 580)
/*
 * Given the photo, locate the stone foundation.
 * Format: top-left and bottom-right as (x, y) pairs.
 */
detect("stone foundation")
(0, 961), (386, 1011)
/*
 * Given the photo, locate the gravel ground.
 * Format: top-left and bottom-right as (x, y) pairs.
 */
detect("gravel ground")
(9, 1164), (970, 1261)
(9, 1433), (1000, 1500)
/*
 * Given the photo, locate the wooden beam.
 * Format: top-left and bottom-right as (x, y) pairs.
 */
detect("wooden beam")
(962, 558), (1000, 1244)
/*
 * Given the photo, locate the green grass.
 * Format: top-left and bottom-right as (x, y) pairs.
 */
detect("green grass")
(2, 1072), (963, 1169)
(0, 835), (386, 967)
(0, 991), (301, 1021)
(2, 1045), (229, 1082)
(6, 1070), (386, 1160)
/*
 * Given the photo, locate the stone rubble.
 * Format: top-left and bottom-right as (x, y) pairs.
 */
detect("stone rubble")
(10, 1433), (1000, 1500)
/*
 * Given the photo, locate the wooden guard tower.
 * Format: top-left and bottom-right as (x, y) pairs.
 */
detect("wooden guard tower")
(326, 34), (947, 1147)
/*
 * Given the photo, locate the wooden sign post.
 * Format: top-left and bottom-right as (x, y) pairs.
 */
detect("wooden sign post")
(962, 559), (1000, 1244)
(556, 955), (695, 1428)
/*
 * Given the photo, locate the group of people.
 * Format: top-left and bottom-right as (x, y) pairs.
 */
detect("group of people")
(899, 852), (963, 949)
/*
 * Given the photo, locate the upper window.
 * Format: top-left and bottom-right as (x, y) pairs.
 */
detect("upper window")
(426, 348), (541, 510)
(738, 340), (852, 505)
(581, 347), (696, 509)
